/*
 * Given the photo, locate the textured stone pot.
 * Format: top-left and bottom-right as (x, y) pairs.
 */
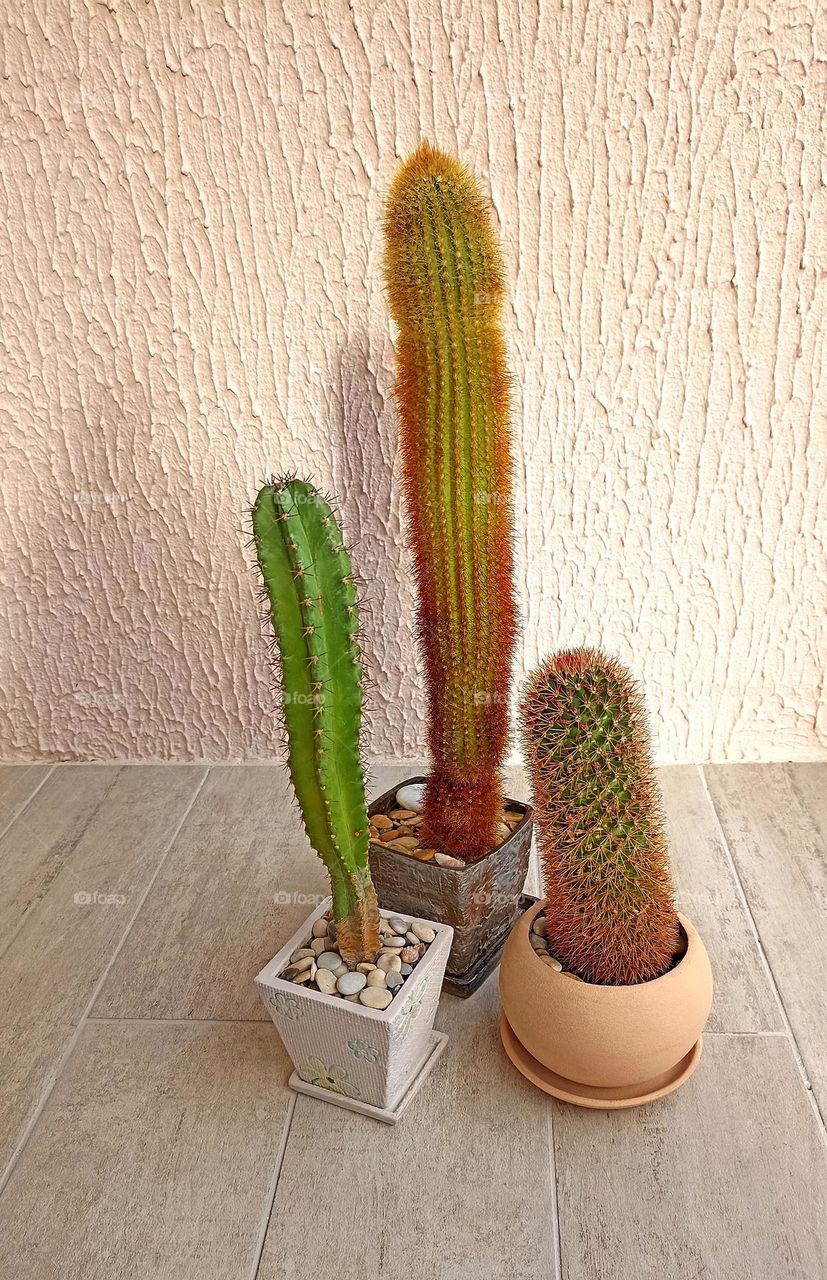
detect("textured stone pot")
(499, 898), (713, 1106)
(368, 775), (533, 991)
(256, 897), (452, 1112)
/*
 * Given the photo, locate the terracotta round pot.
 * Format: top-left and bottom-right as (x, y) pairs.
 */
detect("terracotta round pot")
(499, 899), (713, 1099)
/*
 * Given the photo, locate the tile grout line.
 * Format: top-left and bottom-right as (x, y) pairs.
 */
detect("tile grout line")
(86, 1015), (267, 1027)
(704, 1030), (790, 1037)
(0, 766), (211, 1199)
(0, 764), (56, 844)
(547, 1107), (564, 1280)
(250, 1093), (298, 1280)
(698, 764), (827, 1140)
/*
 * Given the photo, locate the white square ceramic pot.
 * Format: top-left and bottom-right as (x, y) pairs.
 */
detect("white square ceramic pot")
(256, 898), (453, 1110)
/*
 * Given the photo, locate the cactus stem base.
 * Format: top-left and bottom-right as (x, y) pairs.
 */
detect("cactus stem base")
(421, 768), (504, 862)
(334, 876), (382, 968)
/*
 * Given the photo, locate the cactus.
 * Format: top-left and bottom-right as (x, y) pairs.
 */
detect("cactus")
(521, 649), (680, 985)
(252, 477), (380, 967)
(383, 141), (517, 860)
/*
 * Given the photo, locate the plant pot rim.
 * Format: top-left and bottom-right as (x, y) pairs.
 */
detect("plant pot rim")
(522, 898), (698, 999)
(255, 896), (453, 1024)
(369, 773), (534, 873)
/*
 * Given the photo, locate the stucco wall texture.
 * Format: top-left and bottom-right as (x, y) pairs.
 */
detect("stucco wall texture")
(1, 2), (825, 764)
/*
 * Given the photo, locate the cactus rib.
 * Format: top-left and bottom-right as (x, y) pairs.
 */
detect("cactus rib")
(252, 477), (380, 967)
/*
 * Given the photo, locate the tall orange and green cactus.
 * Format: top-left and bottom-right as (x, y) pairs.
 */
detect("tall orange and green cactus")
(521, 649), (681, 985)
(383, 142), (517, 861)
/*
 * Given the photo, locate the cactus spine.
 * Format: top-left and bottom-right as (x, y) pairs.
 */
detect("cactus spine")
(521, 649), (680, 985)
(252, 477), (380, 967)
(383, 141), (517, 860)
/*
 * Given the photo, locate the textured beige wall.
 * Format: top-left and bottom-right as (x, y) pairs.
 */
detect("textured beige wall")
(1, 1), (825, 763)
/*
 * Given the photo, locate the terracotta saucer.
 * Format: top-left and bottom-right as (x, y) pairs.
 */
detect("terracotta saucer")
(499, 1014), (703, 1109)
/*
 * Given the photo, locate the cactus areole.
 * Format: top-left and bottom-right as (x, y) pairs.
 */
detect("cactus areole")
(383, 142), (518, 861)
(521, 649), (681, 985)
(252, 477), (380, 967)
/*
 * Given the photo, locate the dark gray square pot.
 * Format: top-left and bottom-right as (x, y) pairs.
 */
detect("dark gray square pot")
(368, 775), (534, 997)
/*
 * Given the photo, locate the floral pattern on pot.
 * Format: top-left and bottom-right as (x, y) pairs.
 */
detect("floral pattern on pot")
(347, 1038), (379, 1064)
(297, 1060), (359, 1097)
(264, 989), (304, 1021)
(393, 979), (428, 1041)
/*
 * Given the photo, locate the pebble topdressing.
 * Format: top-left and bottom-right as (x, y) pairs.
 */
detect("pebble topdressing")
(279, 912), (436, 1007)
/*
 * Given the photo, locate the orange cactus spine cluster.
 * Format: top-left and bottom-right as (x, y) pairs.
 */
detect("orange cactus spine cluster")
(520, 649), (681, 985)
(382, 142), (517, 861)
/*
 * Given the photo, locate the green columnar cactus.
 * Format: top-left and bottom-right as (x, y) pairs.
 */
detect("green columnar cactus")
(521, 649), (681, 985)
(252, 477), (380, 967)
(383, 142), (518, 860)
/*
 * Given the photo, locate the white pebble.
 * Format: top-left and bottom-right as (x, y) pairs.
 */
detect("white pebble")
(395, 783), (425, 812)
(337, 971), (367, 996)
(366, 969), (387, 988)
(383, 935), (407, 948)
(377, 953), (402, 973)
(389, 917), (409, 935)
(314, 969), (337, 995)
(359, 987), (393, 1009)
(434, 852), (465, 868)
(312, 918), (329, 938)
(316, 951), (342, 971)
(410, 922), (435, 944)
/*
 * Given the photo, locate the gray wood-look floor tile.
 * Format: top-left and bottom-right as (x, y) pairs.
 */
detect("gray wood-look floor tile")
(93, 765), (329, 1021)
(704, 764), (827, 1114)
(553, 1034), (827, 1280)
(660, 766), (782, 1032)
(0, 1021), (292, 1280)
(0, 765), (205, 1174)
(0, 764), (122, 954)
(1, 761), (824, 1280)
(257, 976), (558, 1280)
(0, 764), (51, 836)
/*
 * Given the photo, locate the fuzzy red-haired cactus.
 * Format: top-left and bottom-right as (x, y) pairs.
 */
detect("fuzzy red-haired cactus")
(383, 142), (517, 860)
(521, 649), (681, 984)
